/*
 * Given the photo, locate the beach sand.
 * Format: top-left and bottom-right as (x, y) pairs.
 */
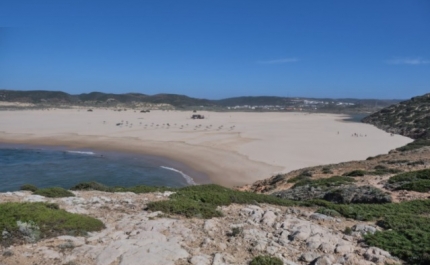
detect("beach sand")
(0, 109), (413, 187)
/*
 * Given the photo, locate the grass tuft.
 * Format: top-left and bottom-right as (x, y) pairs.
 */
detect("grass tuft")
(249, 255), (283, 265)
(34, 187), (75, 198)
(20, 184), (38, 192)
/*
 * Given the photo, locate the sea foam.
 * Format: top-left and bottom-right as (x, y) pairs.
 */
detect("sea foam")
(160, 166), (196, 185)
(67, 151), (96, 155)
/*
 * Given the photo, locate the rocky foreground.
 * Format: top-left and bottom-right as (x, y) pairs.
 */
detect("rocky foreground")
(0, 190), (399, 265)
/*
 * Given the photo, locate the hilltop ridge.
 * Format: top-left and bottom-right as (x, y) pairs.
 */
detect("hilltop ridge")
(362, 93), (430, 140)
(0, 89), (399, 113)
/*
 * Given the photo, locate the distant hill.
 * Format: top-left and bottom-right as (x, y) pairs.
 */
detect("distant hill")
(0, 89), (400, 111)
(0, 90), (74, 104)
(362, 93), (430, 140)
(0, 90), (214, 107)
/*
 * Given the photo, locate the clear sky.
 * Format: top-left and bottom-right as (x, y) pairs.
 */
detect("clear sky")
(1, 1), (429, 99)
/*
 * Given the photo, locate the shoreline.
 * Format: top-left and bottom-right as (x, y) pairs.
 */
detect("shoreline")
(0, 132), (280, 188)
(0, 110), (413, 187)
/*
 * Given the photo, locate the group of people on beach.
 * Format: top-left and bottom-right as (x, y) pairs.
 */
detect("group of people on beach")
(351, 133), (366, 137)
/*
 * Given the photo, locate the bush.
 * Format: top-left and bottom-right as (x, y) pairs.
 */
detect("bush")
(344, 227), (352, 235)
(147, 184), (302, 219)
(287, 170), (313, 183)
(0, 202), (104, 245)
(387, 169), (430, 192)
(368, 165), (402, 175)
(70, 181), (112, 192)
(249, 255), (283, 265)
(313, 199), (430, 221)
(343, 170), (366, 177)
(389, 169), (430, 183)
(322, 167), (333, 174)
(366, 231), (430, 265)
(34, 187), (75, 198)
(292, 176), (355, 188)
(396, 139), (430, 152)
(317, 200), (430, 263)
(287, 175), (310, 183)
(70, 181), (175, 194)
(146, 199), (222, 219)
(397, 180), (430, 192)
(20, 184), (38, 192)
(227, 227), (242, 237)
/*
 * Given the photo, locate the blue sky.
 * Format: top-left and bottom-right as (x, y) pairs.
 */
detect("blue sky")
(1, 1), (429, 99)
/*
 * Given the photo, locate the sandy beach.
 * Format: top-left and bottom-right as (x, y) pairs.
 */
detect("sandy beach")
(0, 109), (412, 187)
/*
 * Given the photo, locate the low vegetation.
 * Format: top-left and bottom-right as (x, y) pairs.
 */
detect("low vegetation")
(0, 202), (104, 246)
(287, 170), (313, 183)
(342, 167), (401, 177)
(316, 199), (430, 264)
(34, 187), (75, 198)
(147, 184), (302, 218)
(370, 165), (402, 175)
(70, 181), (174, 193)
(292, 176), (355, 188)
(321, 166), (333, 174)
(366, 215), (430, 265)
(20, 184), (38, 192)
(249, 255), (283, 265)
(343, 170), (366, 177)
(386, 169), (430, 192)
(11, 181), (430, 263)
(396, 139), (430, 152)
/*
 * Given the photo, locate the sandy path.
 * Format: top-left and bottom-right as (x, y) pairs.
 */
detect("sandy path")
(0, 109), (412, 187)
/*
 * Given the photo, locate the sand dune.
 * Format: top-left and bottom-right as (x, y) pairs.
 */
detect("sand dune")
(0, 109), (412, 187)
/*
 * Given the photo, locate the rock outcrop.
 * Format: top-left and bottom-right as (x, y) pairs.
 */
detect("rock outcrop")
(0, 190), (400, 265)
(362, 93), (430, 140)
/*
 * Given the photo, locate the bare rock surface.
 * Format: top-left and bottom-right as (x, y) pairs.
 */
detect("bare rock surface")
(0, 191), (400, 265)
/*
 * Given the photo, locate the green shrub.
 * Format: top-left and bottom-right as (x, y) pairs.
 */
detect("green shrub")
(20, 184), (38, 192)
(287, 175), (310, 183)
(0, 202), (104, 245)
(368, 166), (402, 176)
(365, 229), (430, 265)
(146, 199), (222, 218)
(147, 184), (302, 219)
(322, 167), (333, 174)
(70, 181), (112, 191)
(343, 170), (366, 177)
(113, 185), (175, 194)
(312, 199), (430, 221)
(317, 208), (342, 217)
(292, 176), (355, 188)
(387, 169), (430, 192)
(317, 200), (430, 263)
(34, 187), (75, 198)
(70, 181), (176, 194)
(249, 255), (283, 265)
(344, 227), (352, 235)
(396, 139), (430, 152)
(389, 169), (430, 183)
(287, 170), (313, 183)
(227, 227), (243, 237)
(382, 160), (409, 165)
(397, 180), (430, 192)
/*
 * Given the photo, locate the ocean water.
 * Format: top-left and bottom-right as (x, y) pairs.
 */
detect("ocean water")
(0, 146), (196, 192)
